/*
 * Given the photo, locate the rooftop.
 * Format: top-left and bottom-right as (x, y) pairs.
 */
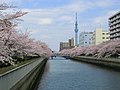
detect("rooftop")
(109, 11), (120, 19)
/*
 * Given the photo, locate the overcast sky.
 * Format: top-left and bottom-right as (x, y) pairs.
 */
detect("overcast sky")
(1, 0), (120, 51)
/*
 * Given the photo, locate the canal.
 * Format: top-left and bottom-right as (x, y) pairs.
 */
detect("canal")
(37, 57), (120, 90)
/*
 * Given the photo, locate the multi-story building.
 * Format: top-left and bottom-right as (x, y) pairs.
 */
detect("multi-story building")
(59, 42), (69, 51)
(69, 38), (74, 48)
(109, 11), (120, 40)
(79, 32), (93, 47)
(92, 28), (110, 45)
(59, 38), (74, 51)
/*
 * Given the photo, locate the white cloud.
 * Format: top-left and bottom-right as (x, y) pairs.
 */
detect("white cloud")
(38, 18), (53, 25)
(94, 16), (107, 24)
(59, 16), (72, 21)
(21, 9), (56, 25)
(28, 29), (38, 34)
(6, 0), (119, 50)
(94, 0), (118, 7)
(41, 35), (52, 39)
(20, 0), (118, 26)
(83, 9), (119, 32)
(1, 0), (22, 5)
(93, 10), (120, 24)
(61, 0), (117, 13)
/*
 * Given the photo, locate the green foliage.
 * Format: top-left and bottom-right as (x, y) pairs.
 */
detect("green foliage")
(0, 59), (35, 74)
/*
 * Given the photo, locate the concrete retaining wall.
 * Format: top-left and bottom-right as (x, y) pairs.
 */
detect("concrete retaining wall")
(71, 56), (120, 69)
(0, 58), (47, 90)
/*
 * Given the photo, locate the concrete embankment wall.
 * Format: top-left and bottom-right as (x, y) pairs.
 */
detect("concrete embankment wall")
(0, 58), (48, 90)
(71, 56), (120, 69)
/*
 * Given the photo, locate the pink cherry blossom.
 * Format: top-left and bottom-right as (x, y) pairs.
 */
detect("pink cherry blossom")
(0, 4), (52, 66)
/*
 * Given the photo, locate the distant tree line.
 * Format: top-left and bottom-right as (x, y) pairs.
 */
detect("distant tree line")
(59, 40), (120, 58)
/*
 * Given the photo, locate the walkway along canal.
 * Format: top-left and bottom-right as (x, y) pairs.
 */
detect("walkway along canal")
(37, 57), (120, 90)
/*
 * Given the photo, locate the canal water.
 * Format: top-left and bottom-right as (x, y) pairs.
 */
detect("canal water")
(37, 57), (120, 90)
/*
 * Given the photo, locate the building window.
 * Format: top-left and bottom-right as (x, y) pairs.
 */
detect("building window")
(103, 37), (105, 39)
(103, 33), (105, 35)
(106, 37), (109, 39)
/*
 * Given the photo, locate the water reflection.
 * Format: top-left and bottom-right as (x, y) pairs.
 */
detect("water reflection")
(37, 57), (120, 90)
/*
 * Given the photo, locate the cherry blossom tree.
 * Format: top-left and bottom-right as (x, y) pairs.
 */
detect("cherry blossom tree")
(59, 40), (120, 59)
(0, 3), (27, 66)
(0, 4), (52, 67)
(97, 40), (120, 58)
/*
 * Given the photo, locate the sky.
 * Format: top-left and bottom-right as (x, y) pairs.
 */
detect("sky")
(1, 0), (120, 51)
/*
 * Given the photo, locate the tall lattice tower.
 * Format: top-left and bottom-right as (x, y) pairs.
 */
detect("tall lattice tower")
(74, 13), (79, 46)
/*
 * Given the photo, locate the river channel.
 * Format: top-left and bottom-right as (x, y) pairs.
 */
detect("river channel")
(37, 57), (120, 90)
